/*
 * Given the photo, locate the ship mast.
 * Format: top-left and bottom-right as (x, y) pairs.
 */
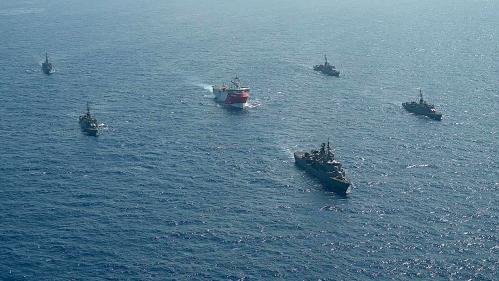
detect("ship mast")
(231, 76), (240, 88)
(326, 138), (334, 160)
(45, 52), (49, 63)
(419, 88), (424, 104)
(324, 54), (328, 66)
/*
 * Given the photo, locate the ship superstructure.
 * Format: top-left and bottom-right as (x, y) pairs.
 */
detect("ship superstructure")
(42, 53), (54, 75)
(313, 54), (340, 77)
(79, 103), (99, 136)
(294, 140), (351, 193)
(212, 77), (250, 109)
(403, 89), (442, 120)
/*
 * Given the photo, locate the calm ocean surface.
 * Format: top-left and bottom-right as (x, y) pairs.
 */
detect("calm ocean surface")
(0, 0), (498, 280)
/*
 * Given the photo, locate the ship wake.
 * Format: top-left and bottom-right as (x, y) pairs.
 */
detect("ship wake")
(195, 83), (213, 93)
(247, 99), (262, 109)
(406, 164), (432, 169)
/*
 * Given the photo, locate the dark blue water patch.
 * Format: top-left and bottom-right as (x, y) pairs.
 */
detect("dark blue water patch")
(1, 0), (498, 280)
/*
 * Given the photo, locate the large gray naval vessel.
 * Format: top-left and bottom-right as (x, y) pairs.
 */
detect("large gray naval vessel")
(402, 89), (442, 121)
(313, 54), (340, 77)
(79, 103), (99, 136)
(294, 140), (351, 193)
(41, 53), (54, 75)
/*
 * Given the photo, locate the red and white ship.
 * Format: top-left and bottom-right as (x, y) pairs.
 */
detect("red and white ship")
(212, 77), (250, 109)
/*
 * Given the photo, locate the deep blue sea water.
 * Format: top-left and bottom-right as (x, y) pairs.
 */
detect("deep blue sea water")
(1, 0), (498, 280)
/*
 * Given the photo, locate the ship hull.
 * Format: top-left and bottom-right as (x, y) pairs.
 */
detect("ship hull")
(213, 89), (249, 109)
(79, 124), (98, 136)
(42, 66), (53, 75)
(313, 65), (340, 77)
(42, 62), (54, 75)
(294, 155), (351, 193)
(79, 121), (99, 136)
(82, 128), (98, 136)
(402, 104), (442, 120)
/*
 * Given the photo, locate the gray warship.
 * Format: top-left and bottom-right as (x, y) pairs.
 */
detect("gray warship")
(41, 53), (54, 75)
(402, 89), (442, 121)
(79, 103), (99, 136)
(294, 140), (351, 193)
(313, 54), (340, 77)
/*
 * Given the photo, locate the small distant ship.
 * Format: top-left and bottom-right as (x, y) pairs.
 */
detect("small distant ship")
(294, 140), (352, 193)
(212, 77), (250, 109)
(79, 103), (99, 136)
(41, 53), (54, 75)
(313, 54), (340, 77)
(402, 89), (442, 121)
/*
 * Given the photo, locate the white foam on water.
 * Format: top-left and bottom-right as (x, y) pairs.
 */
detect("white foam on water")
(406, 164), (431, 169)
(247, 99), (262, 109)
(190, 82), (214, 99)
(194, 83), (213, 93)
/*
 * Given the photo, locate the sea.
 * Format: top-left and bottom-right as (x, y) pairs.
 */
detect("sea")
(0, 0), (497, 280)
